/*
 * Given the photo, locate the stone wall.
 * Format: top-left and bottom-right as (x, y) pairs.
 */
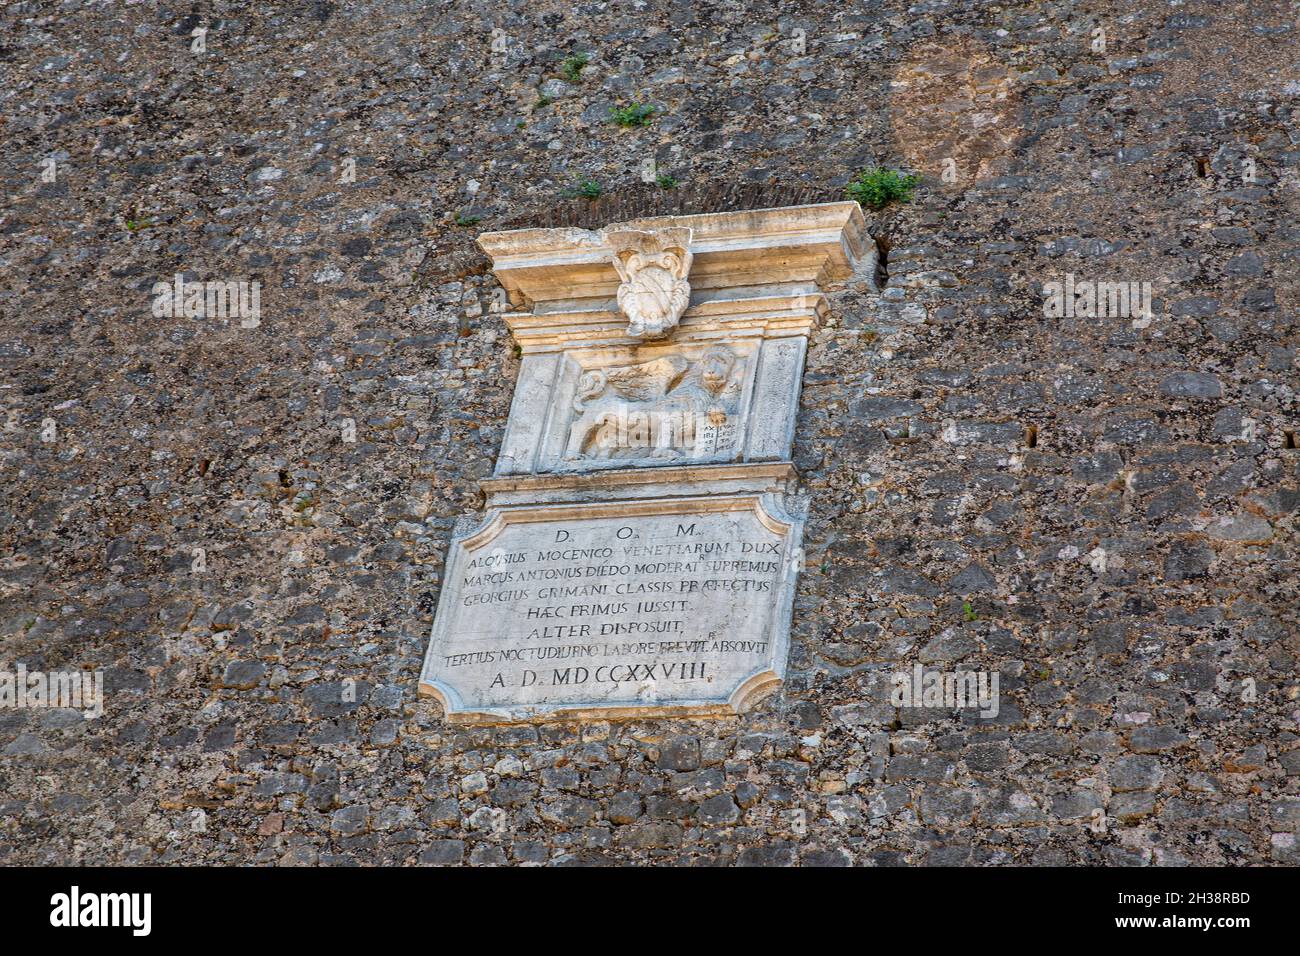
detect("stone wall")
(1, 0), (1296, 865)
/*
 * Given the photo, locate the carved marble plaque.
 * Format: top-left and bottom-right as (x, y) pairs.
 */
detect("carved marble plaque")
(419, 495), (804, 723)
(419, 203), (868, 723)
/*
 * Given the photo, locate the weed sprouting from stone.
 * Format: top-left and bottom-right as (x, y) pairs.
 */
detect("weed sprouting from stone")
(845, 167), (919, 208)
(560, 53), (589, 83)
(561, 179), (603, 200)
(610, 103), (655, 127)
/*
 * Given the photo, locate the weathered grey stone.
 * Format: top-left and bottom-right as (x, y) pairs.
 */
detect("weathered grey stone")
(658, 736), (701, 772)
(330, 805), (371, 836)
(887, 755), (955, 782)
(1111, 791), (1157, 823)
(540, 795), (598, 828)
(1280, 750), (1300, 775)
(607, 792), (642, 825)
(3, 734), (50, 756)
(1111, 756), (1165, 792)
(1052, 791), (1103, 820)
(948, 562), (997, 594)
(418, 840), (465, 865)
(220, 661), (265, 690)
(1158, 372), (1222, 399)
(1129, 725), (1190, 753)
(1205, 515), (1272, 542)
(698, 794), (741, 825)
(1164, 542), (1215, 581)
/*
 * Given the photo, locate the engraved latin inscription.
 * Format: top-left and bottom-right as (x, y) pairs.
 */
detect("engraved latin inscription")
(422, 506), (795, 719)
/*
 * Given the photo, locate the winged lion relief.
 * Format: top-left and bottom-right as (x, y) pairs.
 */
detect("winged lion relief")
(563, 347), (744, 463)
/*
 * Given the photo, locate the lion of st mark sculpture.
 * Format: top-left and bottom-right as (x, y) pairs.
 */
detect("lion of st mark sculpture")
(603, 226), (693, 340)
(564, 347), (743, 463)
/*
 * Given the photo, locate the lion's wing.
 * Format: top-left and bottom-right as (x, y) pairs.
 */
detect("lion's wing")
(605, 357), (687, 400)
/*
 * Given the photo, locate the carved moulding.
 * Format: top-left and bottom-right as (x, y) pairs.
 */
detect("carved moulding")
(605, 226), (693, 340)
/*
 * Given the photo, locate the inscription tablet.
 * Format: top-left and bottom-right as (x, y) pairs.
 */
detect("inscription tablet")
(419, 495), (803, 723)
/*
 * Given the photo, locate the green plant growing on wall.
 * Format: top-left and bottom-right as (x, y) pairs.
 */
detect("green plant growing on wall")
(962, 600), (978, 622)
(561, 179), (603, 200)
(845, 166), (919, 208)
(560, 52), (589, 83)
(454, 212), (482, 227)
(609, 102), (655, 127)
(655, 172), (679, 189)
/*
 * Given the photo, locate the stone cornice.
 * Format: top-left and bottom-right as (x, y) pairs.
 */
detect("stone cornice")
(477, 202), (871, 316)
